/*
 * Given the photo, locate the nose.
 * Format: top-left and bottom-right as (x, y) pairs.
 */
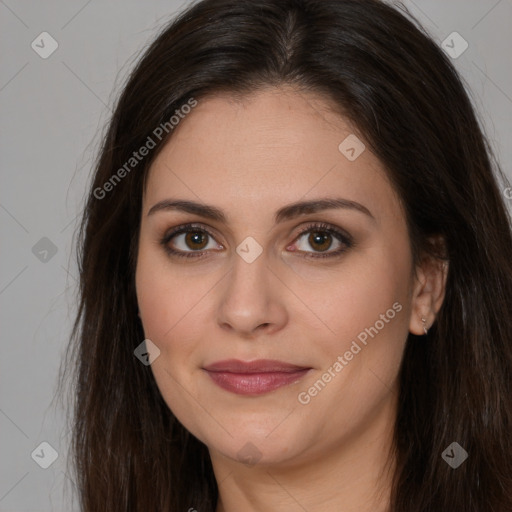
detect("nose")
(216, 250), (288, 338)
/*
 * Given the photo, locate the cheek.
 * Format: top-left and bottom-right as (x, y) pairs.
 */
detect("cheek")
(296, 240), (411, 348)
(135, 244), (219, 371)
(136, 238), (197, 339)
(135, 248), (209, 428)
(295, 240), (413, 416)
(135, 251), (172, 342)
(292, 255), (410, 437)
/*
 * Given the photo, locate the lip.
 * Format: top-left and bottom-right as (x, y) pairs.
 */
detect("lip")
(203, 359), (312, 395)
(203, 359), (309, 373)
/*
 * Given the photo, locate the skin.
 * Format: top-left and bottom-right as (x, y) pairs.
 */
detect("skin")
(135, 86), (447, 512)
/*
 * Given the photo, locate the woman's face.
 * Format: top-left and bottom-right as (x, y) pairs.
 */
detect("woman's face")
(135, 87), (424, 469)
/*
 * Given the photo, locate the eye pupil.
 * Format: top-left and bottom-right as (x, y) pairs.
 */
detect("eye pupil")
(185, 231), (208, 250)
(309, 231), (332, 252)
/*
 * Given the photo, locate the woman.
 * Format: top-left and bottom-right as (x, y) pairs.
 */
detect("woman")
(64, 0), (512, 510)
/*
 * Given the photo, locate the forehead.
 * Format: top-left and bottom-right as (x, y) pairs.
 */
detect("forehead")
(143, 87), (404, 226)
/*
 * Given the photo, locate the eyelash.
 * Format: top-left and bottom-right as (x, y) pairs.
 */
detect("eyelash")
(159, 222), (354, 260)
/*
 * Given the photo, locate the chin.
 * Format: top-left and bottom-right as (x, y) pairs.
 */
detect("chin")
(195, 421), (312, 469)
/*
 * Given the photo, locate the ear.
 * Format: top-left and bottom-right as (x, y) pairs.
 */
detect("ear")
(409, 238), (449, 335)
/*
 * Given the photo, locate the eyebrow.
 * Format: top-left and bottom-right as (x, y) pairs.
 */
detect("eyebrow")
(147, 198), (375, 224)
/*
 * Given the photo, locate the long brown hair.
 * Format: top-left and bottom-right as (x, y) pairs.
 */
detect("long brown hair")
(62, 0), (512, 510)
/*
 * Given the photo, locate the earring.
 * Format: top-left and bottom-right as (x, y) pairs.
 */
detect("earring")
(421, 317), (428, 336)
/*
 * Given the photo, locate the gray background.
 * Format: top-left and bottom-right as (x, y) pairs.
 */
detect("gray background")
(1, 1), (511, 510)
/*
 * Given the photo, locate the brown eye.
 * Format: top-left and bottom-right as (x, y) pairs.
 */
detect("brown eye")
(160, 224), (224, 259)
(308, 231), (333, 252)
(184, 231), (209, 250)
(291, 223), (353, 259)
